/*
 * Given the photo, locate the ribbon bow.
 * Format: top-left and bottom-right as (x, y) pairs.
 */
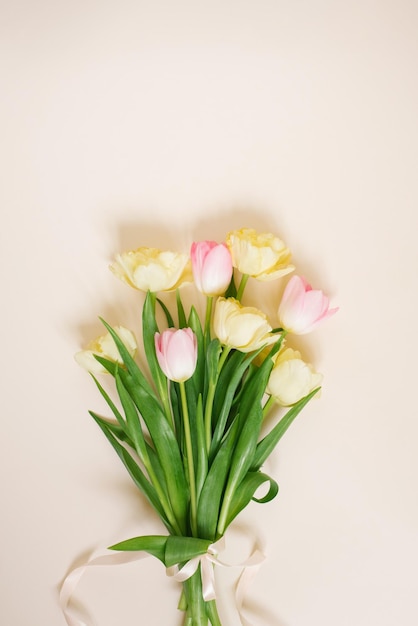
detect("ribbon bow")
(166, 534), (266, 624)
(166, 537), (226, 601)
(60, 533), (265, 626)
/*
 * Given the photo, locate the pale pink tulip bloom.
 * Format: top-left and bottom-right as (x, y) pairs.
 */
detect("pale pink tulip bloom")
(154, 328), (198, 382)
(279, 276), (338, 335)
(190, 240), (233, 296)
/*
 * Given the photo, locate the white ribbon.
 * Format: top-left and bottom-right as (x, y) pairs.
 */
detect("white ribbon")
(166, 536), (265, 611)
(60, 548), (152, 626)
(166, 537), (226, 601)
(60, 535), (265, 626)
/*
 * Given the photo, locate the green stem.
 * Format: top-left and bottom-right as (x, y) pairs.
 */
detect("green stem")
(236, 273), (249, 301)
(206, 598), (222, 626)
(217, 489), (231, 536)
(204, 381), (216, 454)
(262, 394), (276, 420)
(180, 381), (198, 536)
(182, 568), (209, 625)
(160, 378), (175, 429)
(204, 296), (213, 346)
(148, 292), (176, 428)
(180, 568), (222, 625)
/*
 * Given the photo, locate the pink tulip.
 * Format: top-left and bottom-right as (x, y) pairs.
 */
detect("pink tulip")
(190, 240), (233, 296)
(154, 328), (198, 382)
(278, 276), (338, 335)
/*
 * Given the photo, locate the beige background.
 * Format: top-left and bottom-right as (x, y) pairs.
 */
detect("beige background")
(1, 1), (417, 624)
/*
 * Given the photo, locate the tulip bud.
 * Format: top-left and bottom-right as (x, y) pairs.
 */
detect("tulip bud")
(267, 348), (323, 406)
(278, 275), (338, 335)
(190, 240), (233, 296)
(154, 328), (198, 382)
(213, 297), (278, 353)
(75, 326), (137, 374)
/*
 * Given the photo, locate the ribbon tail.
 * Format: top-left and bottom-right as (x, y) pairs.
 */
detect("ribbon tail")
(60, 549), (152, 626)
(200, 555), (216, 601)
(235, 549), (266, 626)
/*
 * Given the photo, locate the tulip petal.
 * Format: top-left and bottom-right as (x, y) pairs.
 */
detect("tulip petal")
(155, 328), (197, 382)
(200, 244), (233, 296)
(111, 248), (192, 292)
(226, 228), (293, 280)
(191, 241), (232, 296)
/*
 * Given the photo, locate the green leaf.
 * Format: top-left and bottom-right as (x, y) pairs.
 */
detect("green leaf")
(225, 355), (274, 480)
(92, 354), (119, 376)
(146, 444), (168, 493)
(115, 372), (148, 462)
(217, 356), (274, 533)
(141, 292), (166, 394)
(206, 339), (222, 389)
(165, 536), (212, 567)
(89, 412), (172, 530)
(176, 289), (187, 328)
(109, 534), (212, 568)
(211, 350), (244, 417)
(109, 535), (168, 561)
(225, 472), (279, 528)
(210, 348), (265, 456)
(98, 319), (159, 402)
(195, 394), (207, 498)
(188, 306), (205, 393)
(119, 369), (189, 532)
(251, 388), (320, 470)
(225, 273), (237, 299)
(96, 417), (135, 448)
(197, 419), (239, 540)
(157, 297), (175, 327)
(91, 374), (126, 432)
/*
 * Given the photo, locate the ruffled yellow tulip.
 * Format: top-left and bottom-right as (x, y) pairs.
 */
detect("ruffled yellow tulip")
(267, 347), (322, 406)
(110, 247), (192, 292)
(226, 228), (294, 281)
(74, 326), (137, 374)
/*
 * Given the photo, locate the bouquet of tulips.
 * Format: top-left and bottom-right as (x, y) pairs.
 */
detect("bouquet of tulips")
(74, 228), (337, 625)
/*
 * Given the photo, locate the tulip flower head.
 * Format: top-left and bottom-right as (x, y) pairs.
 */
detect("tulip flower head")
(190, 240), (233, 296)
(226, 228), (294, 281)
(155, 328), (198, 382)
(110, 247), (192, 292)
(267, 348), (323, 406)
(213, 297), (278, 353)
(278, 275), (338, 335)
(75, 326), (137, 374)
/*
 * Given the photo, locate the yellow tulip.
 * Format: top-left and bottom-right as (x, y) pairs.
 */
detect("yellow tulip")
(267, 348), (322, 406)
(213, 297), (278, 352)
(110, 247), (192, 292)
(226, 228), (294, 281)
(74, 326), (137, 374)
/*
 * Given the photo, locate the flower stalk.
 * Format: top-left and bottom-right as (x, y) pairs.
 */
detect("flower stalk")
(180, 381), (198, 536)
(235, 272), (249, 301)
